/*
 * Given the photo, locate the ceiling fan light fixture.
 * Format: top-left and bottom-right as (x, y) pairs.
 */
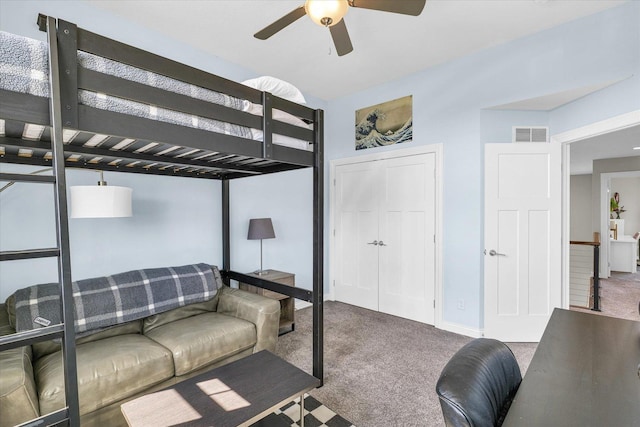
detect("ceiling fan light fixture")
(305, 0), (348, 27)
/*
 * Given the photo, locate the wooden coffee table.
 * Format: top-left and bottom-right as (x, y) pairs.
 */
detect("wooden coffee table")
(121, 350), (321, 427)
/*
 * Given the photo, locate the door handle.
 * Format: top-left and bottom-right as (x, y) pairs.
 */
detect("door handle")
(378, 240), (387, 246)
(488, 249), (506, 257)
(367, 240), (379, 245)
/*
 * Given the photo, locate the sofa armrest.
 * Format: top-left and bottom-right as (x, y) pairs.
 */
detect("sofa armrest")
(0, 303), (40, 427)
(217, 287), (280, 353)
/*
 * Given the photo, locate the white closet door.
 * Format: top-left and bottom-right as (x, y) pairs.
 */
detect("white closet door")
(334, 162), (379, 311)
(334, 153), (436, 325)
(378, 153), (436, 324)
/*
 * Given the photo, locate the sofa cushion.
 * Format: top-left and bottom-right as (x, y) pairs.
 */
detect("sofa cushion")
(35, 334), (174, 416)
(143, 296), (218, 334)
(32, 320), (143, 361)
(145, 312), (256, 376)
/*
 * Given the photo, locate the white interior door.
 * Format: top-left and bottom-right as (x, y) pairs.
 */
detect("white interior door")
(334, 153), (436, 325)
(334, 162), (379, 311)
(484, 143), (561, 342)
(379, 154), (436, 324)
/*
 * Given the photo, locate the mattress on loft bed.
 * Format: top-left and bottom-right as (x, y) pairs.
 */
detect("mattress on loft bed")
(0, 31), (312, 151)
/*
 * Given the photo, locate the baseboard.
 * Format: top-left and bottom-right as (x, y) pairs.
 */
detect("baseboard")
(295, 300), (312, 310)
(440, 320), (483, 338)
(295, 293), (333, 311)
(307, 298), (482, 338)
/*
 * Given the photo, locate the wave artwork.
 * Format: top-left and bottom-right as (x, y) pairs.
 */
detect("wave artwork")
(355, 95), (412, 150)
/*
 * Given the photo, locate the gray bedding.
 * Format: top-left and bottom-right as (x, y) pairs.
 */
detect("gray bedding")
(0, 30), (252, 139)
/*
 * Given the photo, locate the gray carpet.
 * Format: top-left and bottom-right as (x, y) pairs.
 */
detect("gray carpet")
(275, 302), (537, 427)
(572, 270), (640, 321)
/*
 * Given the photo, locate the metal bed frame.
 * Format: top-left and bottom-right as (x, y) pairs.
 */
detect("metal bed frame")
(0, 14), (324, 426)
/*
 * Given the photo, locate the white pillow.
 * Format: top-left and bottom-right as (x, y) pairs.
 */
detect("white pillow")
(242, 76), (306, 104)
(245, 103), (311, 129)
(273, 109), (313, 129)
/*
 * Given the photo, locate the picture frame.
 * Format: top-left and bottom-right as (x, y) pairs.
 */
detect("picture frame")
(355, 95), (412, 150)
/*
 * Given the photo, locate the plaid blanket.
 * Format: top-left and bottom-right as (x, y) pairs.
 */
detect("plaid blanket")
(14, 263), (221, 334)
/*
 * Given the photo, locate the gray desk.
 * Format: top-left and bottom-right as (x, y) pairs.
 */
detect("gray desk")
(121, 351), (320, 427)
(503, 308), (640, 426)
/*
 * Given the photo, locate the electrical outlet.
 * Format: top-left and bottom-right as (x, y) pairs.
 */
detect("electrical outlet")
(457, 299), (465, 310)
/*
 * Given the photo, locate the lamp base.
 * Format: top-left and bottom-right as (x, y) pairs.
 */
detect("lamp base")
(253, 269), (271, 276)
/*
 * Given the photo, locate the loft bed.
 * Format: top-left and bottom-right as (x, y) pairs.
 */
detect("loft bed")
(1, 21), (319, 178)
(0, 14), (324, 426)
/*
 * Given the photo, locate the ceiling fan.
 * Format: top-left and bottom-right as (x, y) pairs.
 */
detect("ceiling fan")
(254, 0), (427, 56)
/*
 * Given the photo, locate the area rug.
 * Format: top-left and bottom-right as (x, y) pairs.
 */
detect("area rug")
(251, 394), (355, 427)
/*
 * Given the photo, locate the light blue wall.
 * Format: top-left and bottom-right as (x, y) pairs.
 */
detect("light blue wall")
(0, 0), (327, 300)
(480, 110), (549, 144)
(324, 1), (640, 329)
(229, 169), (314, 290)
(0, 0), (253, 81)
(1, 1), (638, 332)
(0, 163), (222, 299)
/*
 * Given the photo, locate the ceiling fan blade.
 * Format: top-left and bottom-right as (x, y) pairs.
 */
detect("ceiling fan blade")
(329, 19), (354, 57)
(254, 6), (306, 40)
(349, 0), (426, 16)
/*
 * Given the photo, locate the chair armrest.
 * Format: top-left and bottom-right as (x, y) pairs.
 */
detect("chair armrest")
(217, 287), (280, 353)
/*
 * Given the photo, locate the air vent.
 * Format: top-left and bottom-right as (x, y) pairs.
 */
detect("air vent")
(512, 126), (548, 143)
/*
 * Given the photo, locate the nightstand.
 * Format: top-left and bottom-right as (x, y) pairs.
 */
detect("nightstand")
(239, 269), (295, 335)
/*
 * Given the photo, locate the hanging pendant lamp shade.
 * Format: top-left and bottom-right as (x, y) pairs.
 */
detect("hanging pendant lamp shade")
(70, 171), (132, 218)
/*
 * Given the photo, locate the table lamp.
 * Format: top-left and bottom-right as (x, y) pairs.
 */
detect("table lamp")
(247, 218), (275, 275)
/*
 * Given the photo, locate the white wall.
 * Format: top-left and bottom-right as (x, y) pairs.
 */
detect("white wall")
(570, 174), (593, 241)
(611, 176), (640, 236)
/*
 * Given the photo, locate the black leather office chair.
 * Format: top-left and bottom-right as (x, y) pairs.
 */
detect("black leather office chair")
(436, 338), (522, 427)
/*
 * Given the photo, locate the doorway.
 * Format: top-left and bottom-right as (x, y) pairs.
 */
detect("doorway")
(570, 171), (640, 319)
(483, 111), (640, 340)
(329, 144), (443, 326)
(554, 110), (640, 313)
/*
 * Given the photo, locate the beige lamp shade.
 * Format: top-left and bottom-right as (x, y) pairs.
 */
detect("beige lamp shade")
(70, 185), (132, 218)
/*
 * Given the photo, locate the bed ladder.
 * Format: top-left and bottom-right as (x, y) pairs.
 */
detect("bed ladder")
(0, 15), (80, 427)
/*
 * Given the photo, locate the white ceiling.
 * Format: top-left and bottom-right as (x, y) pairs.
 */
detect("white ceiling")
(488, 78), (629, 111)
(86, 0), (626, 101)
(570, 125), (640, 175)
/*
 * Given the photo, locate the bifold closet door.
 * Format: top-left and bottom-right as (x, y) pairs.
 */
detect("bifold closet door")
(334, 153), (436, 324)
(378, 153), (436, 324)
(334, 161), (380, 311)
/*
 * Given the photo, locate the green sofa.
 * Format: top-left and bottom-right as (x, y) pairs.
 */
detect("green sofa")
(0, 265), (280, 427)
